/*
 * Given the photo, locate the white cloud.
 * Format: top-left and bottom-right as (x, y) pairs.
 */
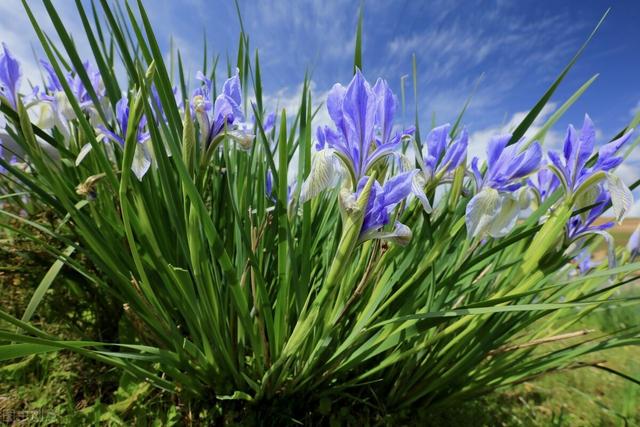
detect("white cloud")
(385, 8), (582, 83)
(261, 80), (332, 129)
(0, 0), (92, 87)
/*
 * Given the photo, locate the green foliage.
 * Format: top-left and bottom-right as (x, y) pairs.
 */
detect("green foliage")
(0, 0), (638, 422)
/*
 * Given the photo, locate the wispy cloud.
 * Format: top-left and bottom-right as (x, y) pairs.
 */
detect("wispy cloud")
(261, 80), (332, 128)
(369, 2), (590, 145)
(0, 0), (92, 84)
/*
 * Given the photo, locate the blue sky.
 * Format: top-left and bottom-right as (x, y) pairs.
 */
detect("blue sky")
(1, 0), (639, 212)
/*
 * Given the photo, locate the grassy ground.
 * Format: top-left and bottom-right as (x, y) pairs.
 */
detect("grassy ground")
(499, 306), (639, 426)
(1, 220), (638, 425)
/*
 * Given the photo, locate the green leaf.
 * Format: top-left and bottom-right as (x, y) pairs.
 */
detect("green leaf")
(21, 246), (76, 324)
(217, 391), (254, 402)
(508, 9), (609, 145)
(528, 74), (598, 145)
(370, 299), (638, 329)
(0, 343), (60, 361)
(353, 3), (363, 74)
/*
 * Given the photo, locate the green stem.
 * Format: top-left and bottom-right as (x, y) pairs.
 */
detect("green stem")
(281, 174), (377, 358)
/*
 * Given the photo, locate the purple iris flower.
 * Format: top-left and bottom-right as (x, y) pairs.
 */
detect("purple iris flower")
(98, 98), (150, 146)
(265, 170), (292, 205)
(628, 226), (640, 259)
(548, 115), (634, 270)
(355, 171), (417, 245)
(77, 97), (151, 181)
(262, 112), (276, 134)
(316, 70), (414, 183)
(301, 71), (429, 245)
(150, 84), (181, 124)
(527, 161), (560, 203)
(301, 71), (423, 202)
(564, 183), (620, 268)
(0, 43), (22, 108)
(0, 142), (5, 174)
(547, 115), (634, 232)
(566, 186), (614, 239)
(34, 60), (107, 137)
(574, 249), (598, 275)
(420, 124), (468, 180)
(547, 115), (633, 194)
(471, 136), (542, 193)
(41, 60), (105, 108)
(466, 136), (542, 238)
(191, 70), (246, 148)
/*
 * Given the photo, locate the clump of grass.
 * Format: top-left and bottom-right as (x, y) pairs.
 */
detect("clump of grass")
(0, 0), (638, 421)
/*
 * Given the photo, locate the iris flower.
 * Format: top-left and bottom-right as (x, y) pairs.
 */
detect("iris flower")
(0, 44), (22, 170)
(0, 43), (21, 108)
(354, 172), (419, 245)
(567, 185), (613, 239)
(77, 97), (152, 181)
(547, 114), (633, 221)
(574, 249), (599, 275)
(530, 115), (634, 268)
(301, 70), (429, 245)
(191, 70), (253, 151)
(564, 186), (619, 268)
(301, 71), (420, 198)
(466, 136), (542, 238)
(36, 60), (106, 136)
(527, 161), (560, 203)
(628, 225), (640, 259)
(418, 123), (468, 182)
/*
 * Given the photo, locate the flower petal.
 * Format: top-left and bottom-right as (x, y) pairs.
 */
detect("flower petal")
(131, 141), (151, 181)
(227, 129), (255, 151)
(300, 148), (343, 203)
(573, 230), (616, 270)
(40, 60), (62, 92)
(361, 221), (412, 246)
(222, 70), (243, 120)
(372, 78), (397, 144)
(465, 187), (501, 239)
(627, 225), (640, 257)
(411, 172), (432, 213)
(606, 172), (633, 222)
(342, 70), (376, 173)
(424, 124), (450, 172)
(327, 83), (347, 131)
(0, 43), (22, 107)
(381, 170), (416, 206)
(487, 189), (528, 238)
(595, 129), (633, 171)
(486, 134), (510, 169)
(363, 140), (400, 173)
(75, 143), (94, 166)
(438, 128), (468, 174)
